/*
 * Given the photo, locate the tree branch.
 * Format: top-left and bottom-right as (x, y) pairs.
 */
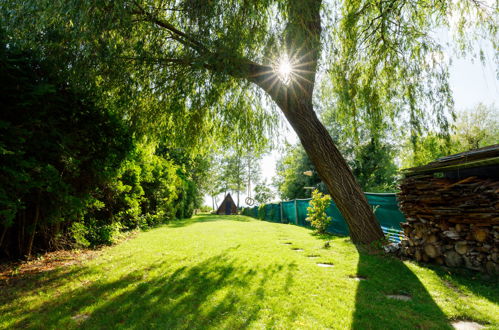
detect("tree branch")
(131, 1), (209, 55)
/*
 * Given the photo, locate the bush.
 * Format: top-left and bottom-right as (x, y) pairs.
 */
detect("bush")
(257, 204), (266, 220)
(70, 222), (90, 248)
(199, 205), (212, 213)
(241, 207), (250, 216)
(306, 190), (332, 234)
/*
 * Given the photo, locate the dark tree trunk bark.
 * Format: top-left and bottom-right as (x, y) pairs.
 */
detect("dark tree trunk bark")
(0, 225), (7, 248)
(282, 102), (384, 244)
(26, 193), (41, 258)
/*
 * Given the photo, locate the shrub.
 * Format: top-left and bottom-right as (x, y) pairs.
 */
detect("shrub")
(257, 204), (266, 220)
(306, 190), (332, 234)
(199, 205), (212, 213)
(70, 222), (90, 248)
(241, 207), (251, 216)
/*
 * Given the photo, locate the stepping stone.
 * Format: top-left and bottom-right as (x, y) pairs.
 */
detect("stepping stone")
(317, 263), (334, 268)
(291, 248), (304, 252)
(451, 321), (484, 330)
(282, 242), (292, 245)
(386, 294), (411, 301)
(348, 275), (367, 281)
(72, 314), (90, 322)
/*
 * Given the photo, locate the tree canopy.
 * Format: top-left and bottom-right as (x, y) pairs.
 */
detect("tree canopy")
(3, 0), (495, 147)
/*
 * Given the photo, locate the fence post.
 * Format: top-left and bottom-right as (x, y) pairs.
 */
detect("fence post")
(294, 199), (298, 225)
(280, 202), (283, 223)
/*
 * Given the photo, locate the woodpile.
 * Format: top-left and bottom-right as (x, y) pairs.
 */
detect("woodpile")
(397, 145), (499, 274)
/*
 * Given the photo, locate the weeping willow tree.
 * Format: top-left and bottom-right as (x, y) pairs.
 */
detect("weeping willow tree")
(2, 0), (496, 243)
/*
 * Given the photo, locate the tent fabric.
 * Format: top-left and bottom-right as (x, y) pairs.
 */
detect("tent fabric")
(241, 193), (405, 242)
(216, 193), (238, 215)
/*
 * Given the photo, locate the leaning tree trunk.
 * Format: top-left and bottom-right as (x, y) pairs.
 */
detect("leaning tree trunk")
(244, 0), (384, 244)
(283, 102), (384, 244)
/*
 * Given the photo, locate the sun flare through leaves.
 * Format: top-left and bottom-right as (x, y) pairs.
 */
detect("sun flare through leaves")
(275, 55), (294, 85)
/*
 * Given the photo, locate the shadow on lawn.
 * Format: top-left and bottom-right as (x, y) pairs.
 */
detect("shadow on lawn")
(0, 266), (91, 313)
(167, 214), (250, 228)
(431, 266), (499, 306)
(9, 250), (296, 329)
(352, 249), (452, 330)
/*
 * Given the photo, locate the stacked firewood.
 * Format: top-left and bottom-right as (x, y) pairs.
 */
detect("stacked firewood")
(398, 175), (499, 274)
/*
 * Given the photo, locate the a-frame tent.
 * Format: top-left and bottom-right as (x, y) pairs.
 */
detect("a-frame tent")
(216, 193), (238, 215)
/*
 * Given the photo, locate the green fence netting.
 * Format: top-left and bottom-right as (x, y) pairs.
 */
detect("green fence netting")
(241, 193), (406, 242)
(281, 201), (296, 224)
(296, 199), (311, 227)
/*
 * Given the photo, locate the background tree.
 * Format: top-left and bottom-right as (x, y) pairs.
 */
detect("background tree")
(452, 104), (499, 150)
(253, 181), (275, 204)
(401, 103), (499, 168)
(204, 156), (225, 210)
(213, 146), (263, 207)
(274, 144), (323, 200)
(321, 106), (398, 192)
(3, 0), (495, 243)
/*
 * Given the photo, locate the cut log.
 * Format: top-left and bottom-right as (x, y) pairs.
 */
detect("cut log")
(473, 228), (488, 242)
(455, 241), (468, 255)
(443, 230), (460, 240)
(424, 244), (441, 258)
(426, 234), (438, 243)
(415, 249), (423, 262)
(445, 251), (463, 267)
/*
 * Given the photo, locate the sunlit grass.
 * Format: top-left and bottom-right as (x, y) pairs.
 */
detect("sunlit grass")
(1, 215), (497, 329)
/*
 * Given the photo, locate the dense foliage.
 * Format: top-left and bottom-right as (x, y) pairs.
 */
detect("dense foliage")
(274, 139), (397, 200)
(274, 145), (324, 200)
(0, 39), (205, 259)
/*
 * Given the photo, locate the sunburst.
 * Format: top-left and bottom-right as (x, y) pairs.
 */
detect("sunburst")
(275, 55), (294, 85)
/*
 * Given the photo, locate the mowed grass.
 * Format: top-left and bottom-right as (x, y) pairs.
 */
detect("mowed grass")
(1, 215), (498, 329)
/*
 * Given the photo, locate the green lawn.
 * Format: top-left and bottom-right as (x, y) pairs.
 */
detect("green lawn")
(1, 215), (498, 329)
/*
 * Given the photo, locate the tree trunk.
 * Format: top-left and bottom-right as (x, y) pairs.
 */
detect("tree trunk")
(282, 102), (384, 244)
(26, 192), (41, 258)
(241, 0), (383, 244)
(0, 225), (7, 248)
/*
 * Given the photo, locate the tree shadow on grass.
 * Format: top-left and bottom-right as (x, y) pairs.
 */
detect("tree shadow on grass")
(427, 263), (499, 306)
(167, 214), (251, 228)
(9, 251), (297, 329)
(0, 266), (91, 311)
(352, 249), (452, 330)
(309, 231), (348, 241)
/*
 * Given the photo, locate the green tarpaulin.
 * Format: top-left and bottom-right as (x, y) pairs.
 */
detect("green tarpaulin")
(241, 193), (405, 242)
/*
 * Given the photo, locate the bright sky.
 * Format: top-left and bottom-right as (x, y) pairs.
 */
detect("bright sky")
(206, 34), (499, 209)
